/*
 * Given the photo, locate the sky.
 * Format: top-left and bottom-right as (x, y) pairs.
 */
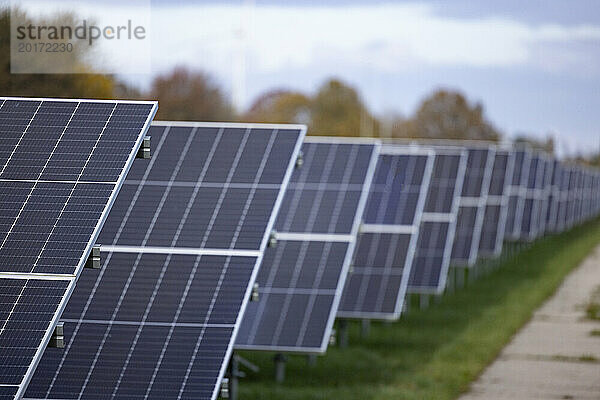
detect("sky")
(16, 0), (600, 156)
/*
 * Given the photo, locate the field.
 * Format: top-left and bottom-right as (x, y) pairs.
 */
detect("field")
(239, 216), (600, 400)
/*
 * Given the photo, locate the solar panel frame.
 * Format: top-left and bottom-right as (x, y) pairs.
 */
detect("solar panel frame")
(519, 151), (547, 240)
(337, 145), (435, 320)
(536, 154), (554, 238)
(235, 136), (380, 352)
(505, 145), (533, 241)
(450, 145), (495, 267)
(407, 146), (467, 294)
(25, 121), (305, 400)
(545, 159), (561, 233)
(478, 147), (515, 258)
(0, 96), (157, 400)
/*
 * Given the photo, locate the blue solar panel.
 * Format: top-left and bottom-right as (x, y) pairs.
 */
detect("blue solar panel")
(236, 139), (379, 352)
(520, 152), (553, 240)
(450, 146), (494, 266)
(478, 148), (514, 257)
(0, 97), (156, 399)
(505, 146), (532, 240)
(545, 159), (561, 232)
(338, 146), (435, 319)
(26, 122), (305, 400)
(408, 148), (467, 294)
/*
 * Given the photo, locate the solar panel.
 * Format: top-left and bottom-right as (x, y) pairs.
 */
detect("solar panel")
(519, 152), (554, 241)
(566, 166), (580, 228)
(408, 147), (467, 294)
(478, 148), (514, 257)
(450, 146), (495, 266)
(0, 97), (156, 399)
(555, 165), (571, 232)
(504, 146), (532, 240)
(337, 146), (435, 320)
(545, 159), (561, 232)
(537, 156), (554, 237)
(235, 138), (379, 352)
(25, 122), (305, 400)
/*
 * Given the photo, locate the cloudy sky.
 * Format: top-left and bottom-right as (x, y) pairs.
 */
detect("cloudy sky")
(17, 0), (600, 155)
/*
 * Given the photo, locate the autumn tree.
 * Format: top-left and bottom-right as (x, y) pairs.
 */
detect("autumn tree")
(400, 89), (501, 141)
(149, 66), (234, 121)
(310, 79), (378, 137)
(514, 134), (555, 154)
(244, 89), (311, 124)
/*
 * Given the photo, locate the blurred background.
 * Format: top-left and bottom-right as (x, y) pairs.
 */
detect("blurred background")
(2, 0), (599, 165)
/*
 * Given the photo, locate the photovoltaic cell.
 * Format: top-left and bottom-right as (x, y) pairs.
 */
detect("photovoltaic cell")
(26, 122), (305, 400)
(236, 139), (379, 352)
(338, 146), (435, 319)
(408, 148), (467, 294)
(0, 97), (156, 400)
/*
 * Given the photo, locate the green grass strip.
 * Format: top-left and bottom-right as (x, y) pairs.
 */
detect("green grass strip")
(238, 217), (600, 400)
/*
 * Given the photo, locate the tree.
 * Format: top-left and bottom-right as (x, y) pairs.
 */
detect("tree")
(243, 78), (379, 137)
(400, 89), (501, 141)
(0, 7), (115, 99)
(244, 89), (311, 124)
(310, 79), (379, 137)
(514, 135), (555, 154)
(149, 66), (234, 121)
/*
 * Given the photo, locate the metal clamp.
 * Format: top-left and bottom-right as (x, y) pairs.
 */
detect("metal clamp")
(48, 322), (64, 348)
(220, 378), (229, 399)
(85, 245), (101, 269)
(136, 136), (151, 159)
(268, 231), (278, 248)
(251, 283), (260, 302)
(295, 151), (304, 168)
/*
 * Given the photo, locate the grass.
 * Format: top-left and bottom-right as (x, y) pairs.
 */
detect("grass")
(237, 217), (600, 400)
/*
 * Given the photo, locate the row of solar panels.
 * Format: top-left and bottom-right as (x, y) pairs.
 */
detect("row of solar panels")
(0, 97), (599, 400)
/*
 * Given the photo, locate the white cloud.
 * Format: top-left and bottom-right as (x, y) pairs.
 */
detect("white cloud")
(145, 3), (600, 72)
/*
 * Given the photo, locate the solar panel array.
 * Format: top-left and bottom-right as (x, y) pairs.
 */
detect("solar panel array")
(2, 102), (600, 398)
(25, 122), (305, 400)
(236, 139), (379, 352)
(338, 146), (435, 320)
(408, 148), (467, 294)
(0, 97), (156, 400)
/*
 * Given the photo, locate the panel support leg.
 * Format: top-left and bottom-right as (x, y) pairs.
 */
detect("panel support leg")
(455, 267), (465, 289)
(446, 268), (455, 293)
(306, 354), (317, 366)
(338, 319), (349, 348)
(274, 353), (287, 384)
(403, 295), (411, 313)
(360, 319), (370, 338)
(468, 265), (478, 283)
(228, 354), (239, 400)
(419, 294), (429, 310)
